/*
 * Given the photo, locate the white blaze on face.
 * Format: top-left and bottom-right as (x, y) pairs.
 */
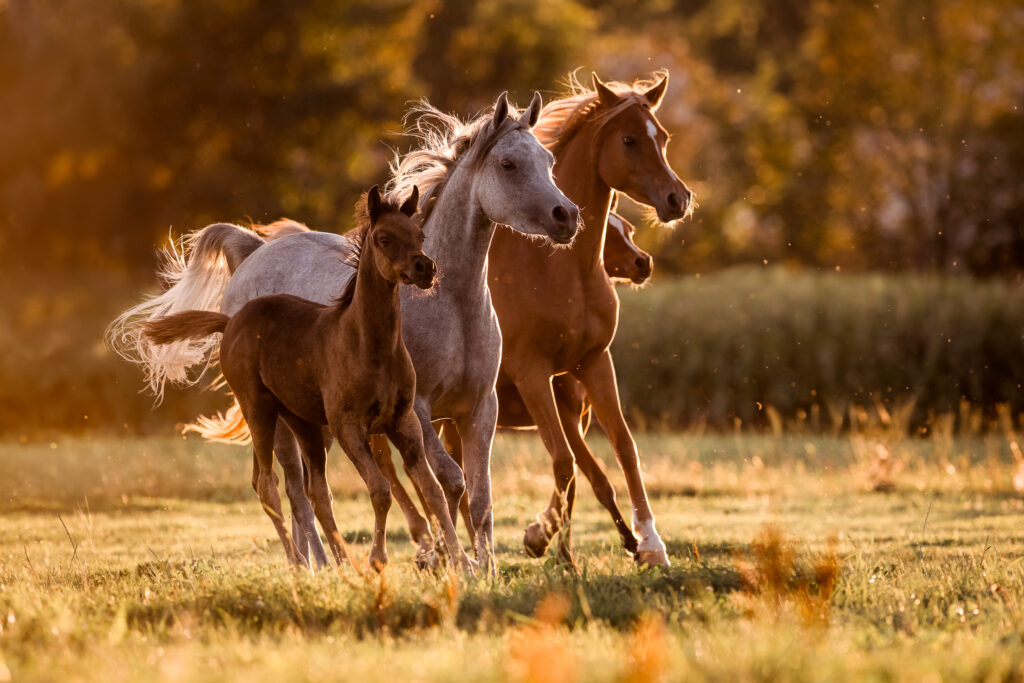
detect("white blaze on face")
(644, 115), (681, 186)
(606, 212), (625, 237)
(645, 119), (659, 142)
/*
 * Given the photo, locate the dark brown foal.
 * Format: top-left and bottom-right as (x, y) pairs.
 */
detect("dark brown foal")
(143, 186), (473, 572)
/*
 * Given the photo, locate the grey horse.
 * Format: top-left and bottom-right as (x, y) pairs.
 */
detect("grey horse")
(108, 92), (579, 571)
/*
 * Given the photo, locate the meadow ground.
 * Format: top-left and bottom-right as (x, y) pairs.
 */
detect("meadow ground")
(3, 429), (1024, 681)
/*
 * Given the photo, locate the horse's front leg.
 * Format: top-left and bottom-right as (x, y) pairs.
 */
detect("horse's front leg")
(371, 433), (438, 569)
(454, 391), (499, 572)
(414, 398), (466, 521)
(388, 410), (475, 574)
(574, 349), (669, 567)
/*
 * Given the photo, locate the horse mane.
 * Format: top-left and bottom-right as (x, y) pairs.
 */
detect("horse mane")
(384, 98), (532, 224)
(532, 70), (670, 157)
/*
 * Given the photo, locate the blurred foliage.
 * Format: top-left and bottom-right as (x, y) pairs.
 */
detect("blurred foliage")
(613, 268), (1024, 429)
(1, 0), (1021, 275)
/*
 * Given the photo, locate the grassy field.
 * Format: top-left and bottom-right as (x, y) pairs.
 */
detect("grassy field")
(3, 429), (1024, 681)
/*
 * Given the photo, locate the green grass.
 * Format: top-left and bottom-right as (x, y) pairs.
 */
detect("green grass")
(3, 430), (1024, 681)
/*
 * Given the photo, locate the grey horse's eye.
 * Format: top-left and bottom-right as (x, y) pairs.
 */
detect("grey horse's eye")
(500, 159), (516, 170)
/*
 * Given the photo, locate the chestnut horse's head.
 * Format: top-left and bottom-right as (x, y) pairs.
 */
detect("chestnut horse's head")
(587, 72), (692, 223)
(604, 210), (652, 285)
(365, 185), (436, 290)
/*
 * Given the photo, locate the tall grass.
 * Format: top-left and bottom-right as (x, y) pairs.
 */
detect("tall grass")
(614, 267), (1024, 430)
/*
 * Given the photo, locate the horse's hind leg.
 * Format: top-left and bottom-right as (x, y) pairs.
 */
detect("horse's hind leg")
(513, 372), (578, 568)
(372, 433), (437, 567)
(335, 423), (392, 571)
(283, 416), (349, 568)
(247, 397), (304, 567)
(275, 420), (330, 570)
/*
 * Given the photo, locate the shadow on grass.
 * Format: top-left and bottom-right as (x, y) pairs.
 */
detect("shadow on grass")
(110, 557), (745, 638)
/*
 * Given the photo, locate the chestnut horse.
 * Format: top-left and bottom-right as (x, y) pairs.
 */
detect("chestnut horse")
(487, 72), (692, 567)
(141, 187), (474, 572)
(377, 204), (655, 550)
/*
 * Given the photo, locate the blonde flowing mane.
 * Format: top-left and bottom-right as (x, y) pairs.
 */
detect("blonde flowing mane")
(532, 70), (670, 156)
(384, 98), (531, 223)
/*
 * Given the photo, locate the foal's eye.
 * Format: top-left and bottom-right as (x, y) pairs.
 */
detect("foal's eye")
(378, 236), (390, 246)
(622, 135), (636, 146)
(500, 159), (515, 170)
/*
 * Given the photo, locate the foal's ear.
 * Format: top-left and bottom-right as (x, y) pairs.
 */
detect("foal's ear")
(592, 72), (620, 108)
(643, 73), (669, 109)
(522, 91), (543, 129)
(491, 91), (509, 129)
(367, 185), (383, 224)
(399, 186), (419, 217)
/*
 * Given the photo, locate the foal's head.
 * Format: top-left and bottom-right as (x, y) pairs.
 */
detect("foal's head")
(364, 185), (436, 290)
(587, 73), (692, 223)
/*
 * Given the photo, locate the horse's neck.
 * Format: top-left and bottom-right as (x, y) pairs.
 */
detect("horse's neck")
(422, 164), (493, 301)
(346, 248), (401, 348)
(555, 130), (613, 272)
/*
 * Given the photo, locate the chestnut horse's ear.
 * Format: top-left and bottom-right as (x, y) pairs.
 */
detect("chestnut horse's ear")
(592, 72), (620, 108)
(491, 91), (509, 129)
(399, 186), (419, 217)
(643, 74), (669, 109)
(522, 91), (543, 128)
(367, 185), (383, 224)
(609, 191), (619, 213)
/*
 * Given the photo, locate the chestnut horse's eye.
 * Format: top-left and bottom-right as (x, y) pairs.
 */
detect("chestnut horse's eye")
(500, 159), (515, 170)
(622, 135), (636, 146)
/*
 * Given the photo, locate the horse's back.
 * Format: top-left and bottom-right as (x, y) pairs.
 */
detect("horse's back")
(222, 231), (356, 315)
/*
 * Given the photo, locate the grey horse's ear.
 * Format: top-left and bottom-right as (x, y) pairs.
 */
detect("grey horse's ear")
(522, 91), (543, 128)
(399, 186), (419, 217)
(491, 91), (509, 129)
(643, 73), (669, 109)
(367, 185), (383, 224)
(592, 72), (620, 108)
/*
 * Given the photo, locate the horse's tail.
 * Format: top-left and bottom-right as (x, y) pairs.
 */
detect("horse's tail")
(142, 310), (229, 345)
(183, 397), (252, 445)
(254, 218), (310, 242)
(105, 223), (264, 403)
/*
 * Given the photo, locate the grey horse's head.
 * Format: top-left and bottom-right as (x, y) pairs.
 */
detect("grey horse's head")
(473, 92), (580, 245)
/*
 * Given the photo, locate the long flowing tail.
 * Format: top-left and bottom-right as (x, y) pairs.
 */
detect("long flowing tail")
(142, 310), (229, 345)
(105, 223), (264, 403)
(183, 398), (252, 445)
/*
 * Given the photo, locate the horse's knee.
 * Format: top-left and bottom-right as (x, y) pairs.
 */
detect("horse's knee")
(369, 482), (392, 513)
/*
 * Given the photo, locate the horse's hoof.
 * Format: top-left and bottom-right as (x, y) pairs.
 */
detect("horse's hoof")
(460, 555), (479, 577)
(369, 554), (388, 573)
(523, 521), (553, 558)
(415, 549), (440, 571)
(635, 548), (671, 568)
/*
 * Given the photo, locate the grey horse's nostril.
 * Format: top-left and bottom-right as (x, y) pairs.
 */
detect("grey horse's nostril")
(552, 205), (570, 224)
